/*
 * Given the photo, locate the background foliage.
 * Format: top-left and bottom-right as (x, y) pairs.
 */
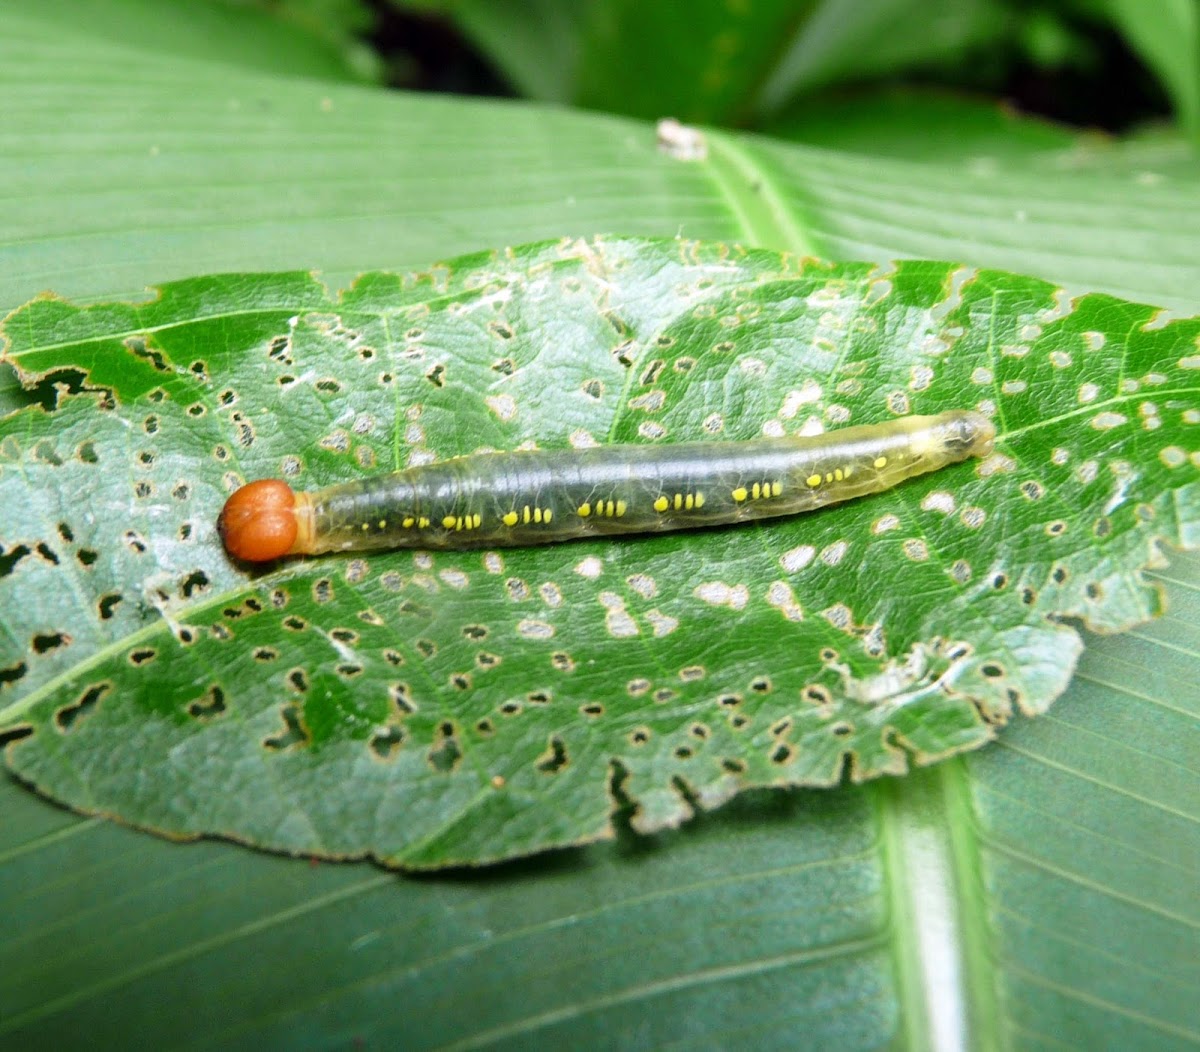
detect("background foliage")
(1, 1), (1197, 1048)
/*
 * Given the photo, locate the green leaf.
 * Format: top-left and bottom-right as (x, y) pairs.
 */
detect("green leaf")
(21, 0), (379, 84)
(3, 238), (1196, 868)
(415, 0), (1009, 122)
(1099, 0), (1200, 138)
(3, 5), (1199, 1045)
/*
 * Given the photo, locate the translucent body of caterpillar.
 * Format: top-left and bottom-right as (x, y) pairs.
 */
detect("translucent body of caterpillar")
(218, 410), (996, 561)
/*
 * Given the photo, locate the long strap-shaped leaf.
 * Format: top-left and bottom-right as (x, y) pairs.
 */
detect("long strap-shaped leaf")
(1, 237), (1196, 868)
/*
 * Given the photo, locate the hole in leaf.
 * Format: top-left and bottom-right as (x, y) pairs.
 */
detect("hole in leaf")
(428, 726), (462, 772)
(639, 359), (664, 385)
(389, 682), (416, 714)
(33, 440), (63, 466)
(0, 544), (30, 576)
(126, 335), (169, 371)
(288, 669), (309, 693)
(56, 682), (110, 733)
(57, 523), (74, 543)
(802, 685), (832, 706)
(369, 725), (404, 760)
(0, 662), (28, 688)
(97, 593), (122, 619)
(537, 735), (569, 774)
(32, 631), (71, 654)
(425, 364), (446, 387)
(0, 724), (33, 747)
(981, 663), (1005, 678)
(187, 686), (227, 720)
(263, 704), (309, 751)
(721, 757), (746, 774)
(35, 543), (59, 565)
(180, 570), (209, 598)
(770, 743), (794, 764)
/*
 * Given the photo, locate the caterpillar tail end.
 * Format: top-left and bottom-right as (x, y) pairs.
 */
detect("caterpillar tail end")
(218, 479), (312, 562)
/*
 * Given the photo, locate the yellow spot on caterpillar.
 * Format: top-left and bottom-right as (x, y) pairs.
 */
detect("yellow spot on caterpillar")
(674, 493), (684, 510)
(806, 474), (822, 488)
(402, 516), (415, 528)
(543, 508), (552, 524)
(616, 500), (626, 516)
(503, 511), (519, 527)
(771, 481), (782, 497)
(695, 492), (705, 507)
(732, 486), (748, 502)
(473, 513), (482, 528)
(523, 505), (531, 524)
(443, 515), (457, 528)
(361, 522), (370, 531)
(834, 469), (843, 482)
(378, 519), (387, 529)
(654, 496), (669, 512)
(577, 502), (592, 518)
(874, 456), (887, 468)
(825, 472), (834, 483)
(419, 517), (430, 528)
(685, 494), (694, 510)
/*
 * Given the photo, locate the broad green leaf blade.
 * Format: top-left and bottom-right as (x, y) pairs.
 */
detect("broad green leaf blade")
(753, 0), (1007, 115)
(3, 560), (1196, 1047)
(1100, 0), (1200, 139)
(2, 6), (1198, 1045)
(13, 0), (378, 84)
(2, 238), (1196, 868)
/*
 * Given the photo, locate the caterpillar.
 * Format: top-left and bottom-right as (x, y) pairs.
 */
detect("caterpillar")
(218, 410), (996, 561)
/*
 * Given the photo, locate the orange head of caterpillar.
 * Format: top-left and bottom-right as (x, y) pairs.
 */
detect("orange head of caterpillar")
(218, 479), (299, 562)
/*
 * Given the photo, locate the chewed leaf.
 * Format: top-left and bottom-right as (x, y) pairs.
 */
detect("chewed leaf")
(0, 236), (1196, 869)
